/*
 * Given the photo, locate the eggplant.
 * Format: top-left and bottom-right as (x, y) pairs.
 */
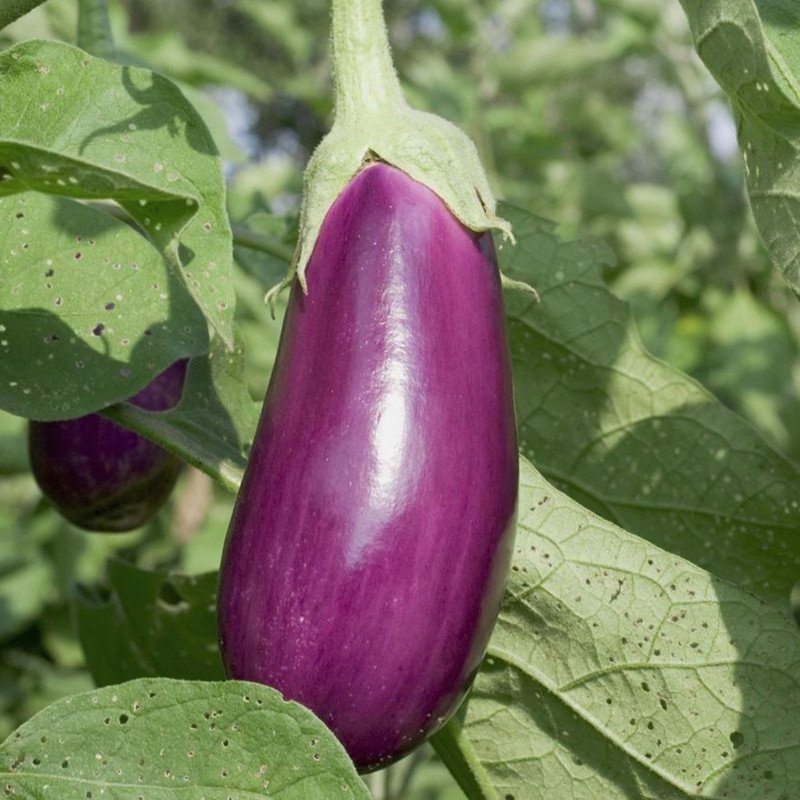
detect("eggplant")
(28, 359), (187, 532)
(218, 164), (518, 770)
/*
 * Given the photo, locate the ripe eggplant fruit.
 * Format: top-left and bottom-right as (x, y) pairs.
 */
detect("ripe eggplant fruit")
(218, 164), (518, 770)
(29, 359), (187, 532)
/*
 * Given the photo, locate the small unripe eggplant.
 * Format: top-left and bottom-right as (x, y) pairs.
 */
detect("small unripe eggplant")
(218, 164), (518, 770)
(28, 359), (187, 532)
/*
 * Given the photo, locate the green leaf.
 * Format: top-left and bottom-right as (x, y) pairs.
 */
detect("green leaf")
(119, 30), (272, 101)
(677, 0), (800, 293)
(693, 288), (800, 461)
(435, 456), (800, 800)
(76, 0), (113, 59)
(0, 484), (53, 642)
(0, 1), (49, 31)
(0, 409), (28, 475)
(74, 560), (224, 687)
(0, 557), (51, 642)
(0, 192), (206, 420)
(180, 84), (247, 165)
(758, 0), (800, 94)
(0, 39), (235, 349)
(39, 606), (86, 669)
(495, 19), (644, 87)
(0, 678), (372, 799)
(498, 203), (800, 610)
(0, 652), (93, 726)
(103, 336), (259, 492)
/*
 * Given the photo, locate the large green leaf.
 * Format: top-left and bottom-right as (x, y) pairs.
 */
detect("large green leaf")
(677, 0), (800, 294)
(434, 456), (800, 800)
(758, 0), (800, 91)
(0, 678), (371, 799)
(0, 39), (235, 405)
(498, 203), (800, 610)
(0, 192), (206, 420)
(75, 560), (224, 687)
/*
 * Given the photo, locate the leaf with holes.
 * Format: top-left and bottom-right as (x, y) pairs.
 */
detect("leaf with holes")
(74, 560), (223, 687)
(434, 456), (800, 800)
(0, 678), (372, 799)
(676, 0), (800, 293)
(498, 202), (800, 611)
(0, 39), (234, 350)
(103, 335), (259, 492)
(0, 192), (206, 419)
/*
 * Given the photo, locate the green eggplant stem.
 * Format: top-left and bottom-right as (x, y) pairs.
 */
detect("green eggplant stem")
(330, 0), (405, 121)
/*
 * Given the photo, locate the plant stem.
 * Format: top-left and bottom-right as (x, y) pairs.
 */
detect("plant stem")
(330, 0), (404, 122)
(381, 763), (393, 799)
(431, 720), (500, 800)
(103, 403), (246, 493)
(231, 224), (294, 263)
(77, 0), (114, 59)
(362, 771), (382, 799)
(392, 747), (427, 799)
(0, 0), (49, 29)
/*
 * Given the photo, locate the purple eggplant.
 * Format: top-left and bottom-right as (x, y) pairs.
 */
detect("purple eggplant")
(28, 359), (187, 532)
(218, 164), (518, 770)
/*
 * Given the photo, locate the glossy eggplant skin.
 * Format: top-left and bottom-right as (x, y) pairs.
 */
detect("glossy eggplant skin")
(28, 359), (187, 533)
(218, 164), (518, 770)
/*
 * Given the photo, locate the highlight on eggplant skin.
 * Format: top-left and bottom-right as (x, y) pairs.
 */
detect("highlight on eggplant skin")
(218, 164), (518, 771)
(28, 359), (188, 533)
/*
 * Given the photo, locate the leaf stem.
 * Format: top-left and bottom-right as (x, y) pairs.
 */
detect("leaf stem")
(77, 0), (114, 59)
(0, 0), (49, 29)
(330, 0), (405, 122)
(430, 720), (500, 800)
(101, 403), (245, 493)
(390, 747), (427, 799)
(381, 763), (393, 799)
(231, 224), (294, 264)
(362, 771), (382, 798)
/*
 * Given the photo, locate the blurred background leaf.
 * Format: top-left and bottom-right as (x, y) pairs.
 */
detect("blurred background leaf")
(74, 560), (223, 686)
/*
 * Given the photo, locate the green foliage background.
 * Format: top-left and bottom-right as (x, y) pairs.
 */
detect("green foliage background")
(1, 1), (799, 798)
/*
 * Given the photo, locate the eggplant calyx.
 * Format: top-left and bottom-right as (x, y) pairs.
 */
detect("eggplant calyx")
(264, 273), (293, 318)
(500, 273), (540, 301)
(272, 0), (514, 296)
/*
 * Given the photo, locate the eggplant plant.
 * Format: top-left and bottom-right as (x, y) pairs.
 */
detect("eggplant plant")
(2, 0), (800, 799)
